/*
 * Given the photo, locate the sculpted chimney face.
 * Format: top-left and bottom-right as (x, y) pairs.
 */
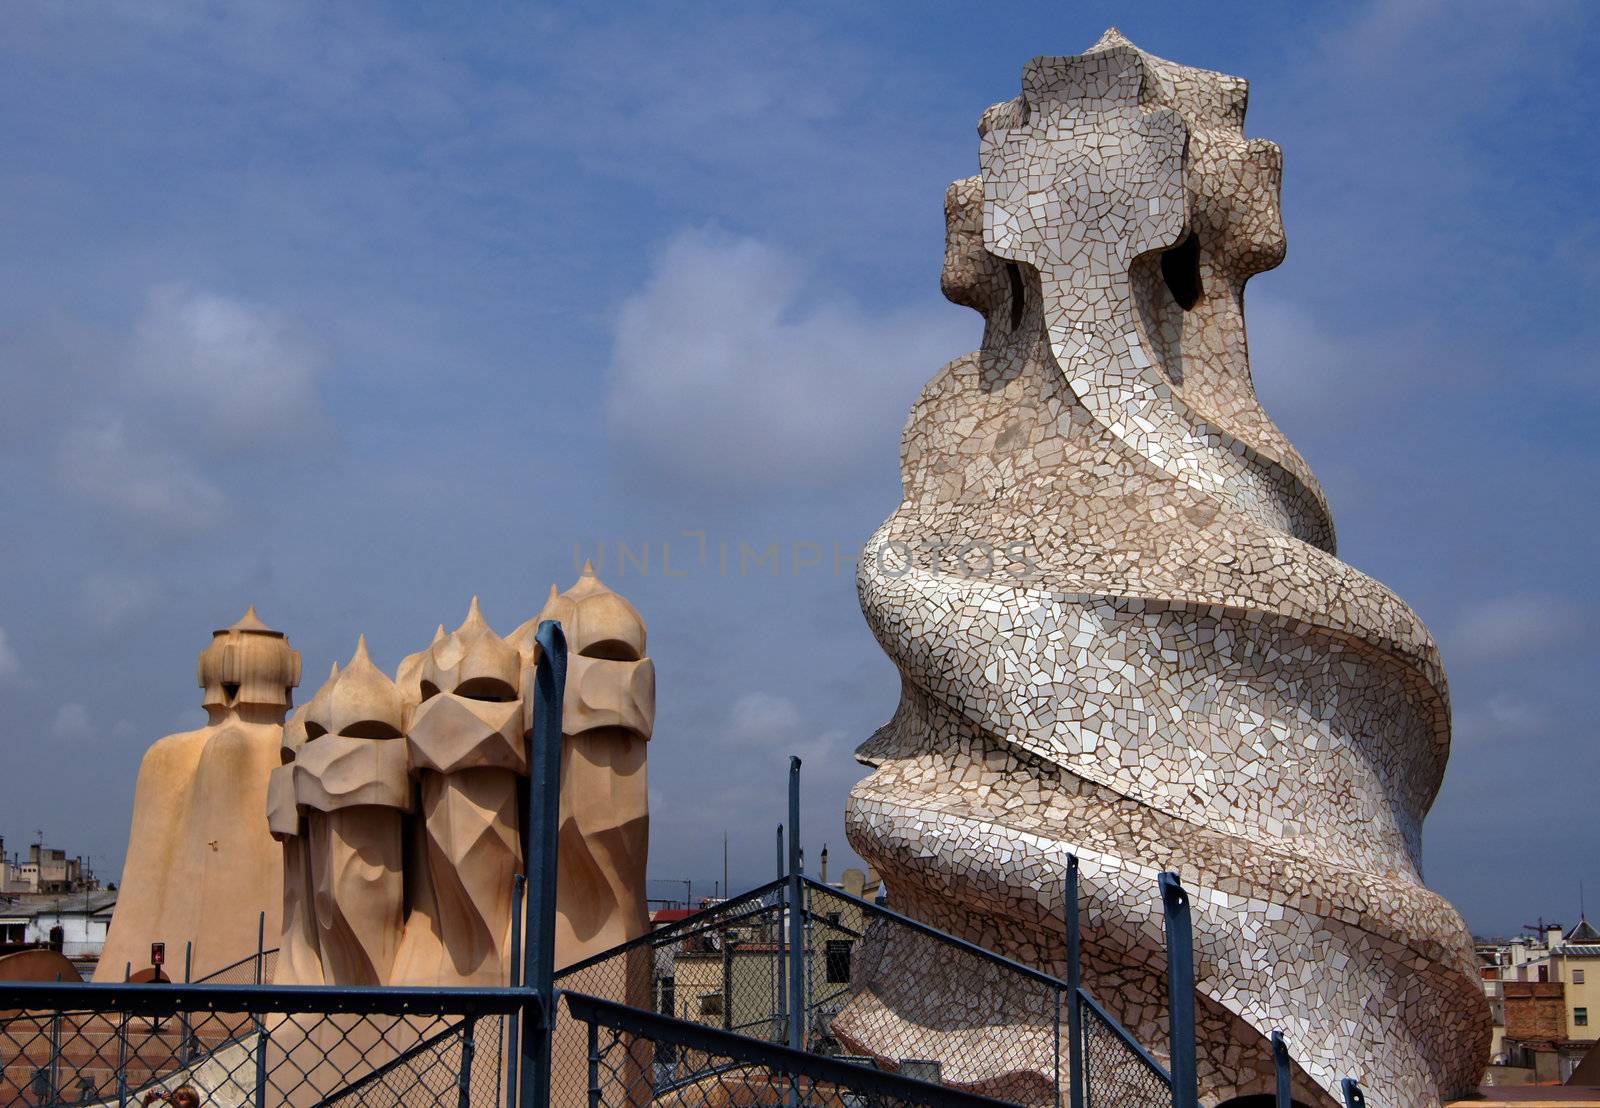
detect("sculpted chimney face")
(271, 573), (660, 999)
(196, 606), (301, 725)
(405, 598), (526, 778)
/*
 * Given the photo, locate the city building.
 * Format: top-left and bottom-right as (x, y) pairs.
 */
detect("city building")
(0, 890), (118, 978)
(0, 837), (100, 895)
(1478, 915), (1600, 1083)
(647, 865), (882, 1047)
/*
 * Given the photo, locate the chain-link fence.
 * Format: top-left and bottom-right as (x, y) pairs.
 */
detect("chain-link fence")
(0, 982), (516, 1107)
(0, 742), (1211, 1108)
(551, 879), (788, 1103)
(1077, 993), (1170, 1108)
(0, 872), (1188, 1108)
(565, 991), (1016, 1108)
(811, 882), (1067, 1105)
(548, 874), (1176, 1108)
(190, 951), (279, 988)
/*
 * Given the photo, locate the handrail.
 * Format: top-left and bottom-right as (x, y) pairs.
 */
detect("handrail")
(573, 898), (788, 965)
(192, 947), (280, 984)
(310, 1014), (471, 1107)
(561, 990), (1020, 1108)
(554, 876), (787, 979)
(803, 875), (1071, 992)
(1076, 987), (1171, 1081)
(0, 981), (534, 1018)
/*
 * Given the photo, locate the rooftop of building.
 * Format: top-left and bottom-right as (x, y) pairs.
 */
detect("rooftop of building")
(0, 890), (117, 919)
(1567, 915), (1600, 943)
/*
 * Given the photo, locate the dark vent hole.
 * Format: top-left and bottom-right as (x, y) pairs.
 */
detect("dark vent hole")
(456, 677), (518, 702)
(1161, 233), (1202, 310)
(1006, 262), (1026, 330)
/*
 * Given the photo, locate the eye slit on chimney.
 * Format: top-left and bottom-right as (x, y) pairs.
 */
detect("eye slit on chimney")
(305, 721), (327, 740)
(1161, 233), (1203, 310)
(455, 676), (517, 702)
(1006, 261), (1026, 330)
(582, 638), (641, 662)
(343, 720), (402, 741)
(222, 682), (240, 702)
(419, 680), (440, 703)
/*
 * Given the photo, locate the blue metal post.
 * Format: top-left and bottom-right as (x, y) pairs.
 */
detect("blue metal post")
(1065, 855), (1084, 1108)
(182, 941), (193, 1064)
(786, 757), (805, 1056)
(116, 1006), (129, 1107)
(458, 1015), (478, 1108)
(775, 824), (786, 1040)
(1159, 872), (1197, 1108)
(1272, 1030), (1291, 1107)
(49, 1009), (62, 1107)
(505, 873), (525, 1108)
(1340, 1077), (1366, 1108)
(255, 1024), (268, 1107)
(520, 620), (567, 1108)
(254, 908), (268, 1104)
(587, 1020), (601, 1108)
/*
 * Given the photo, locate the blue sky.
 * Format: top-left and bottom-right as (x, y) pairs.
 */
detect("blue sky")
(0, 1), (1594, 937)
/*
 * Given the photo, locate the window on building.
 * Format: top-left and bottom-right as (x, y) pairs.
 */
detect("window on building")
(826, 939), (852, 984)
(656, 976), (677, 1064)
(1538, 964), (1549, 983)
(698, 991), (724, 1018)
(1574, 969), (1586, 985)
(1576, 1007), (1589, 1027)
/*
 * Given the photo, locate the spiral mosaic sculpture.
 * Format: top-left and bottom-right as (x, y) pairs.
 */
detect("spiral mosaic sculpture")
(842, 29), (1488, 1107)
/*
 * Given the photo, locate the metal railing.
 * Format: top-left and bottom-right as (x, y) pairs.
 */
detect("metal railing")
(564, 989), (1016, 1108)
(0, 981), (522, 1106)
(549, 760), (1184, 1108)
(0, 622), (1378, 1107)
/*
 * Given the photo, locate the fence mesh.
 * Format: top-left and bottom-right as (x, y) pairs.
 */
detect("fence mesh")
(317, 1014), (507, 1108)
(1078, 997), (1170, 1108)
(572, 992), (1011, 1108)
(810, 884), (1064, 1105)
(190, 951), (279, 987)
(1, 877), (1179, 1108)
(550, 878), (1169, 1108)
(552, 883), (785, 1103)
(0, 993), (507, 1107)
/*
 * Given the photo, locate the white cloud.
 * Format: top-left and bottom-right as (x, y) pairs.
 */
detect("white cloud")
(0, 627), (19, 679)
(77, 572), (162, 630)
(727, 690), (804, 741)
(1443, 594), (1583, 666)
(724, 691), (846, 766)
(1453, 693), (1549, 748)
(606, 229), (975, 488)
(133, 284), (324, 442)
(1246, 293), (1435, 431)
(57, 415), (228, 530)
(52, 703), (95, 742)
